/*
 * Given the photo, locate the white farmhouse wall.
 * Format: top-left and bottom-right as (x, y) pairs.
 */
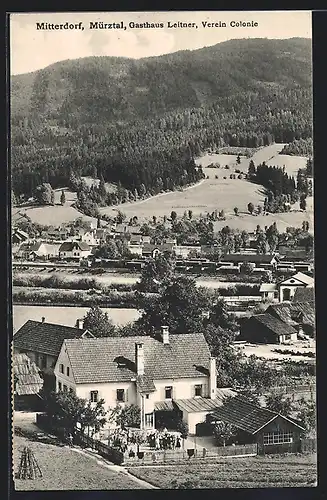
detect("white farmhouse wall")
(76, 381), (137, 410)
(279, 284), (305, 302)
(54, 344), (76, 391)
(152, 377), (209, 401)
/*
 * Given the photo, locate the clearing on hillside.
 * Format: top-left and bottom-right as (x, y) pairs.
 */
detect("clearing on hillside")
(266, 154), (308, 175)
(99, 177), (265, 220)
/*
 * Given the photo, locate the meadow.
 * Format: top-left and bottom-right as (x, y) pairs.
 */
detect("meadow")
(13, 435), (144, 490)
(127, 454), (317, 489)
(12, 144), (311, 227)
(12, 187), (98, 226)
(99, 177), (265, 220)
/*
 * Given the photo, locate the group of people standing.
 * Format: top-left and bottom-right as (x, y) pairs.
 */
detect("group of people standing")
(146, 429), (182, 450)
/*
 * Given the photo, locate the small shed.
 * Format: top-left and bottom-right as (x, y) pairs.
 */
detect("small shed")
(211, 395), (306, 454)
(240, 313), (298, 344)
(13, 353), (44, 411)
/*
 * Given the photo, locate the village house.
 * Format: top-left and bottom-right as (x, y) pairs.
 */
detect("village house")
(12, 228), (29, 246)
(240, 313), (298, 344)
(16, 242), (60, 261)
(41, 228), (69, 241)
(278, 272), (314, 302)
(210, 395), (305, 454)
(54, 326), (225, 434)
(174, 245), (202, 259)
(142, 243), (176, 258)
(259, 283), (279, 302)
(59, 241), (92, 260)
(13, 319), (95, 374)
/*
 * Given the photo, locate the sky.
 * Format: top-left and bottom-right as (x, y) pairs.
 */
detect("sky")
(10, 11), (312, 75)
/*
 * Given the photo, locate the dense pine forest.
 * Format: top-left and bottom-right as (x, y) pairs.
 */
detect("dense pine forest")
(11, 37), (312, 199)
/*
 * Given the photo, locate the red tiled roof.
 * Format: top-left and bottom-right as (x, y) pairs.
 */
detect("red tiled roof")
(63, 333), (211, 384)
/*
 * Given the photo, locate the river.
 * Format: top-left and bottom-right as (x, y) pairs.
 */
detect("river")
(12, 305), (141, 333)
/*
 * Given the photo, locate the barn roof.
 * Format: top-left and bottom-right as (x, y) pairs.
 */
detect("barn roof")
(14, 320), (93, 357)
(266, 302), (315, 327)
(211, 395), (305, 434)
(59, 241), (90, 252)
(62, 333), (211, 384)
(220, 254), (277, 263)
(293, 287), (315, 303)
(247, 314), (297, 337)
(13, 353), (43, 396)
(259, 283), (278, 293)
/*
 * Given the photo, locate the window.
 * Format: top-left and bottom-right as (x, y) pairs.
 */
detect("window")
(263, 432), (293, 445)
(195, 384), (203, 397)
(145, 413), (154, 428)
(145, 394), (149, 399)
(165, 386), (172, 399)
(90, 390), (99, 403)
(116, 389), (125, 402)
(58, 381), (62, 391)
(59, 363), (64, 374)
(63, 384), (67, 392)
(66, 366), (70, 376)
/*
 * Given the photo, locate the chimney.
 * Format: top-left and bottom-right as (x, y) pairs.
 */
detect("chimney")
(161, 326), (170, 345)
(209, 357), (217, 399)
(76, 318), (84, 330)
(135, 343), (144, 376)
(41, 317), (45, 323)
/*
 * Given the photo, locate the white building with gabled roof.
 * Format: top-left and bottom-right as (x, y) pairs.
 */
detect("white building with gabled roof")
(54, 326), (227, 434)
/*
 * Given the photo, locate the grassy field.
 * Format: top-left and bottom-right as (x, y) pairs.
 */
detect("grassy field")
(266, 154), (308, 175)
(195, 153), (241, 168)
(127, 454), (317, 489)
(13, 435), (143, 490)
(212, 205), (314, 234)
(12, 188), (98, 226)
(100, 177), (265, 220)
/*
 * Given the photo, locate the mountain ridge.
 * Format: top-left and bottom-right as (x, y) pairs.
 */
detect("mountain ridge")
(11, 37), (312, 122)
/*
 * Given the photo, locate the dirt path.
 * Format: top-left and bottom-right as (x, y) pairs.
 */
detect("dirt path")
(71, 447), (158, 489)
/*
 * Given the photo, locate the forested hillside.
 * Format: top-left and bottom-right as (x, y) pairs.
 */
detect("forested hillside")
(11, 37), (312, 198)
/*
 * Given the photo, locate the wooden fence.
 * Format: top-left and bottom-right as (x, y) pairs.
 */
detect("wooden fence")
(123, 443), (258, 465)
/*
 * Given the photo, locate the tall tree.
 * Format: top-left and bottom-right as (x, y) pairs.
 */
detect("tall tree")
(34, 183), (54, 206)
(60, 190), (66, 205)
(137, 276), (209, 334)
(83, 306), (116, 337)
